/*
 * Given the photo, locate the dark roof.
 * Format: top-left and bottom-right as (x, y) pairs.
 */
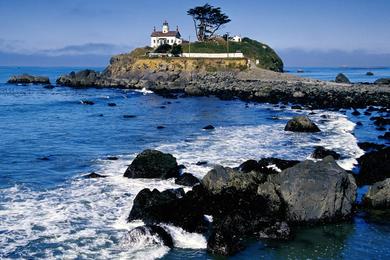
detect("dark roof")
(151, 31), (181, 38)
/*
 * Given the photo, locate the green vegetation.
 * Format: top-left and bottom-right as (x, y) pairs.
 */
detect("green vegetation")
(182, 37), (284, 72)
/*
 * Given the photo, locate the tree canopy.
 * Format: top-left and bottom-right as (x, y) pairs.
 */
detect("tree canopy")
(187, 4), (231, 42)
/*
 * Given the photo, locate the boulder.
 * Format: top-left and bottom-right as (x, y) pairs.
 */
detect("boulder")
(7, 74), (50, 84)
(374, 78), (390, 85)
(175, 173), (200, 187)
(126, 225), (174, 248)
(238, 158), (300, 175)
(124, 149), (180, 179)
(271, 156), (357, 222)
(335, 73), (350, 83)
(284, 116), (321, 132)
(363, 178), (390, 209)
(366, 72), (374, 76)
(311, 146), (341, 160)
(81, 100), (94, 105)
(128, 188), (207, 233)
(356, 147), (390, 186)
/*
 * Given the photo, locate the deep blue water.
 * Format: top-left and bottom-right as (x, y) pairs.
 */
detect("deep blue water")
(0, 66), (389, 259)
(286, 66), (390, 83)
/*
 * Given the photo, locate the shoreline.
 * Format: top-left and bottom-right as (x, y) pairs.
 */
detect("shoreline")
(53, 67), (390, 109)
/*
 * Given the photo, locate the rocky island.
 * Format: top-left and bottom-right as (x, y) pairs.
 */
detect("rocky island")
(54, 39), (390, 109)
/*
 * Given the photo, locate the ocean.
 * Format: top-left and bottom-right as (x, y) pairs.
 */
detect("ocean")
(0, 66), (389, 259)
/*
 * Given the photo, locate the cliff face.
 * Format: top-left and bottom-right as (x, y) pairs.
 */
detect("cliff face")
(104, 55), (248, 78)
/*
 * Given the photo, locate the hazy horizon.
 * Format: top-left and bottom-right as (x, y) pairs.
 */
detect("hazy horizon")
(1, 0), (389, 67)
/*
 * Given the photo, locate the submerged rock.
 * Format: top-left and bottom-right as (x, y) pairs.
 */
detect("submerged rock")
(284, 116), (321, 132)
(356, 147), (390, 186)
(203, 125), (215, 130)
(363, 178), (390, 209)
(358, 142), (385, 152)
(335, 73), (350, 83)
(272, 156), (357, 222)
(311, 146), (341, 160)
(7, 74), (50, 84)
(126, 225), (173, 248)
(84, 172), (107, 178)
(81, 100), (95, 105)
(366, 72), (374, 76)
(124, 149), (180, 179)
(175, 173), (200, 187)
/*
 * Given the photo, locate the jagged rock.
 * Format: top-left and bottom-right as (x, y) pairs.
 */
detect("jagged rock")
(311, 146), (341, 160)
(175, 173), (200, 187)
(126, 225), (174, 248)
(257, 221), (291, 240)
(128, 188), (207, 233)
(124, 149), (180, 179)
(7, 74), (50, 84)
(363, 178), (390, 209)
(284, 116), (321, 132)
(335, 73), (350, 83)
(56, 69), (100, 87)
(356, 147), (390, 186)
(271, 156), (357, 222)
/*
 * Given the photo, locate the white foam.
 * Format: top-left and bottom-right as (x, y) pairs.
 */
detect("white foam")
(161, 224), (207, 249)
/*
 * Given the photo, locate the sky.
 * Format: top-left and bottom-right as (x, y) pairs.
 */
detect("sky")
(0, 0), (389, 67)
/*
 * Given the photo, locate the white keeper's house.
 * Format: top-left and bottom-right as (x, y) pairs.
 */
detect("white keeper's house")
(150, 21), (182, 48)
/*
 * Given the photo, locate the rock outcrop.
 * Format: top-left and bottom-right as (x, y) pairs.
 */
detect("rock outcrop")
(355, 147), (390, 186)
(124, 149), (180, 179)
(284, 116), (321, 132)
(127, 152), (358, 256)
(363, 178), (390, 209)
(375, 78), (390, 85)
(271, 156), (357, 222)
(7, 74), (50, 84)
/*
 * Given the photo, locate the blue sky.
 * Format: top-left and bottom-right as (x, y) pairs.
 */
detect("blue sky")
(1, 0), (389, 66)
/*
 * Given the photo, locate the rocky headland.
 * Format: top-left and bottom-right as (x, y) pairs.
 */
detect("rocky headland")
(54, 47), (390, 109)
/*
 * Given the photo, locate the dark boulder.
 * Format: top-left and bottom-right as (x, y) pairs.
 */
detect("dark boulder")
(271, 156), (357, 223)
(128, 188), (207, 233)
(356, 147), (390, 186)
(7, 74), (50, 84)
(81, 100), (94, 105)
(358, 142), (385, 152)
(291, 105), (302, 110)
(196, 161), (208, 166)
(284, 116), (321, 132)
(311, 146), (341, 160)
(84, 172), (107, 178)
(335, 73), (350, 83)
(108, 103), (117, 107)
(238, 158), (300, 175)
(157, 125), (165, 129)
(366, 72), (374, 76)
(373, 117), (390, 127)
(124, 149), (180, 179)
(374, 78), (390, 85)
(175, 173), (200, 187)
(363, 178), (390, 209)
(126, 225), (174, 248)
(106, 156), (118, 160)
(203, 125), (215, 130)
